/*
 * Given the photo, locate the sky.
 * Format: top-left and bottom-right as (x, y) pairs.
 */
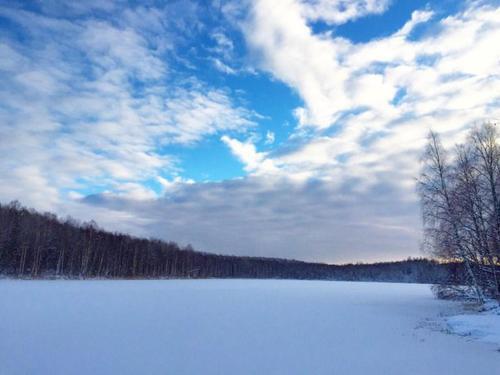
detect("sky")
(1, 0), (499, 264)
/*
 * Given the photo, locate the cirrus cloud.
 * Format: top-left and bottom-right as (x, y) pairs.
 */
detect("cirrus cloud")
(0, 1), (256, 209)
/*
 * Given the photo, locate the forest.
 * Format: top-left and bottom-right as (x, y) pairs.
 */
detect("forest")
(0, 200), (459, 283)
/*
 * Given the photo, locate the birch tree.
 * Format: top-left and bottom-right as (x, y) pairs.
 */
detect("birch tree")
(419, 123), (500, 300)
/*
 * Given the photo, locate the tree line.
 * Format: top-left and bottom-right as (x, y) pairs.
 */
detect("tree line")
(0, 200), (459, 283)
(418, 122), (500, 301)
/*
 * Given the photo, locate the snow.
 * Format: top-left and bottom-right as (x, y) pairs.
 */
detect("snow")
(447, 303), (500, 345)
(0, 280), (498, 375)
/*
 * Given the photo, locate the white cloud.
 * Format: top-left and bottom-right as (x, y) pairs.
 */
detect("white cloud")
(300, 0), (390, 25)
(157, 176), (195, 194)
(212, 31), (234, 55)
(237, 0), (500, 192)
(212, 58), (237, 74)
(221, 135), (277, 174)
(162, 89), (255, 144)
(396, 9), (434, 36)
(0, 2), (255, 211)
(265, 130), (275, 144)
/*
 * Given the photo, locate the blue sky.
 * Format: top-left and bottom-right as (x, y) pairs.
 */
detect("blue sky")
(1, 0), (499, 263)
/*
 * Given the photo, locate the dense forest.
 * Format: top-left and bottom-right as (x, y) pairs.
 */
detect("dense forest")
(1, 200), (461, 283)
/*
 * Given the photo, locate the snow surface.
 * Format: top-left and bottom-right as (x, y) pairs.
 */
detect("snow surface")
(447, 303), (500, 345)
(0, 280), (498, 375)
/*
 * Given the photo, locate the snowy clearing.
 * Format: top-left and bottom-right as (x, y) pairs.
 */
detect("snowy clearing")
(0, 280), (498, 375)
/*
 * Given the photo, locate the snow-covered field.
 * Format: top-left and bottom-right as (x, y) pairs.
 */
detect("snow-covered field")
(0, 280), (498, 375)
(447, 302), (500, 346)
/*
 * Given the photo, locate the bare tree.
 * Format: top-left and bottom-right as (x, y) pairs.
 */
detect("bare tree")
(419, 123), (500, 301)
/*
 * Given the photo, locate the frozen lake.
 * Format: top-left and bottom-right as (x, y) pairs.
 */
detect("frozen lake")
(0, 280), (498, 374)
